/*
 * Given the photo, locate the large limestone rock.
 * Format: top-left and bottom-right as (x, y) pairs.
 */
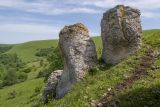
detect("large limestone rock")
(42, 70), (63, 103)
(101, 5), (142, 64)
(56, 23), (97, 99)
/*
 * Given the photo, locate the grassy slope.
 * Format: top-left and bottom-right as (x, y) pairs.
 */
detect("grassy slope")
(47, 30), (160, 107)
(113, 29), (160, 107)
(0, 78), (44, 107)
(0, 30), (159, 107)
(0, 44), (13, 47)
(7, 40), (58, 62)
(6, 37), (101, 62)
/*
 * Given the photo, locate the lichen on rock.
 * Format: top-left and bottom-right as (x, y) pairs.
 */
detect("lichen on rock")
(59, 23), (89, 36)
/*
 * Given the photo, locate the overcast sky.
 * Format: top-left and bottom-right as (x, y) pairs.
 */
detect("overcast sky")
(0, 0), (160, 44)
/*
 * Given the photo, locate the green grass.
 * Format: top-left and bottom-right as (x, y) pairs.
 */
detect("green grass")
(0, 78), (44, 107)
(45, 30), (160, 107)
(92, 36), (102, 58)
(45, 47), (147, 107)
(7, 40), (58, 62)
(112, 56), (160, 107)
(0, 29), (160, 107)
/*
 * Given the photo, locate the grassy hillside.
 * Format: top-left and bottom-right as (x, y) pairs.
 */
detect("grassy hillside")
(7, 38), (102, 62)
(0, 45), (13, 54)
(0, 29), (159, 107)
(0, 78), (44, 107)
(7, 40), (58, 62)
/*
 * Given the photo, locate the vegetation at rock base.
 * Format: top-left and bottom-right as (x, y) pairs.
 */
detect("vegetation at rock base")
(0, 29), (159, 107)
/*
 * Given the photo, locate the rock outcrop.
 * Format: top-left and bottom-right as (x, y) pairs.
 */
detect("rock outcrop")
(56, 23), (97, 99)
(101, 5), (142, 64)
(42, 70), (63, 103)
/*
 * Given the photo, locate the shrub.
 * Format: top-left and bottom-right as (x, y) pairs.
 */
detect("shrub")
(35, 47), (54, 57)
(3, 69), (18, 86)
(37, 69), (49, 78)
(0, 53), (27, 87)
(37, 47), (63, 81)
(22, 68), (31, 73)
(0, 80), (3, 89)
(17, 72), (28, 82)
(40, 59), (44, 66)
(30, 86), (42, 99)
(89, 66), (99, 75)
(7, 91), (17, 99)
(0, 46), (12, 54)
(34, 86), (41, 94)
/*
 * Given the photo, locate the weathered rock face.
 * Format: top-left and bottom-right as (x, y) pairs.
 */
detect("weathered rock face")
(56, 23), (97, 99)
(101, 5), (142, 64)
(42, 70), (63, 103)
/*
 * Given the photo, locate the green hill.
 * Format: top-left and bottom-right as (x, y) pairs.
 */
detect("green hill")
(2, 37), (101, 62)
(7, 40), (59, 62)
(0, 29), (160, 107)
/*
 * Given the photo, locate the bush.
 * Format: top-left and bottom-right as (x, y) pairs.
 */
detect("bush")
(0, 54), (25, 70)
(22, 68), (31, 73)
(0, 80), (3, 89)
(17, 72), (28, 82)
(34, 86), (41, 94)
(40, 59), (44, 66)
(0, 53), (27, 87)
(35, 47), (54, 57)
(0, 64), (6, 79)
(2, 69), (27, 86)
(7, 91), (17, 99)
(37, 69), (49, 78)
(37, 47), (63, 81)
(3, 69), (18, 86)
(30, 86), (42, 99)
(0, 46), (12, 54)
(89, 66), (99, 75)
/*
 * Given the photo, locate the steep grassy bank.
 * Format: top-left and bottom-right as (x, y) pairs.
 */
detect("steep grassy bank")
(45, 30), (160, 107)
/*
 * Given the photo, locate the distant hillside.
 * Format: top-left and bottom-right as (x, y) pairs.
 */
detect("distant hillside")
(7, 40), (59, 62)
(1, 37), (102, 62)
(0, 45), (13, 54)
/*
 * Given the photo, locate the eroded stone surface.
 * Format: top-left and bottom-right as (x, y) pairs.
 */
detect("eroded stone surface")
(56, 23), (97, 99)
(101, 5), (142, 64)
(42, 70), (63, 103)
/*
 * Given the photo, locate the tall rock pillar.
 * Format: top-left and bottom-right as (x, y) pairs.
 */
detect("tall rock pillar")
(101, 5), (142, 64)
(56, 23), (97, 98)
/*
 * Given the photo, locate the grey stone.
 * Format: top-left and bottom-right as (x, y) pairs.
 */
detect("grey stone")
(42, 70), (63, 103)
(101, 5), (142, 64)
(56, 23), (97, 99)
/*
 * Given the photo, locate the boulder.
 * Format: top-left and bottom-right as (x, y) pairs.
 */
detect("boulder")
(101, 5), (142, 64)
(56, 23), (97, 99)
(42, 70), (63, 103)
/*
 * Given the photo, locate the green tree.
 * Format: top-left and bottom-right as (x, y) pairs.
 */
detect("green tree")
(37, 47), (63, 80)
